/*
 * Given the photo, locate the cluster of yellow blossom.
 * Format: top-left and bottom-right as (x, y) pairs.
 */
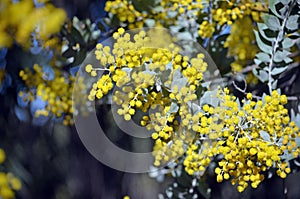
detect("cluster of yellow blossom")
(184, 89), (300, 192)
(204, 1), (266, 77)
(86, 28), (162, 120)
(105, 0), (267, 41)
(0, 0), (66, 48)
(211, 1), (267, 26)
(198, 21), (215, 39)
(87, 28), (300, 192)
(105, 0), (203, 29)
(86, 28), (208, 166)
(87, 73), (114, 101)
(190, 0), (267, 40)
(224, 16), (258, 72)
(19, 64), (80, 125)
(0, 149), (22, 199)
(104, 0), (267, 79)
(105, 0), (146, 29)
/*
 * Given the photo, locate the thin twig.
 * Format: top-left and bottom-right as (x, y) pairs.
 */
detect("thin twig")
(232, 80), (246, 93)
(232, 80), (299, 101)
(238, 64), (259, 74)
(289, 51), (300, 58)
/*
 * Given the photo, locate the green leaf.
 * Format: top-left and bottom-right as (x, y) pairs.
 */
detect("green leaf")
(253, 68), (269, 82)
(71, 27), (85, 46)
(281, 0), (290, 5)
(62, 48), (75, 58)
(131, 0), (155, 13)
(271, 66), (288, 75)
(172, 68), (187, 91)
(258, 70), (269, 82)
(254, 30), (273, 54)
(188, 102), (201, 114)
(291, 106), (300, 128)
(168, 11), (178, 18)
(160, 69), (172, 83)
(291, 108), (296, 120)
(156, 81), (162, 91)
(173, 67), (181, 80)
(273, 50), (291, 62)
(257, 23), (276, 42)
(284, 57), (293, 63)
(260, 130), (271, 142)
(272, 79), (278, 89)
(286, 15), (299, 30)
(257, 23), (268, 30)
(281, 150), (296, 161)
(269, 0), (282, 18)
(123, 67), (133, 75)
(263, 14), (281, 31)
(142, 70), (156, 76)
(153, 6), (164, 12)
(177, 31), (193, 41)
(282, 37), (295, 48)
(73, 50), (87, 66)
(256, 52), (271, 62)
(252, 68), (259, 78)
(144, 19), (155, 27)
(279, 6), (288, 16)
(172, 77), (188, 92)
(296, 137), (300, 147)
(254, 58), (262, 66)
(199, 90), (219, 107)
(296, 111), (300, 121)
(107, 13), (120, 27)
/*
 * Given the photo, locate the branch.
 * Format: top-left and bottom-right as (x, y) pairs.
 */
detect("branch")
(267, 0), (296, 94)
(238, 64), (259, 74)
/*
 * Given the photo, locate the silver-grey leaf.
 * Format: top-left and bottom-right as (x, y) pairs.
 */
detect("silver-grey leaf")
(260, 130), (271, 142)
(286, 15), (299, 30)
(256, 52), (271, 62)
(263, 14), (281, 31)
(254, 30), (273, 54)
(271, 66), (288, 75)
(169, 102), (179, 113)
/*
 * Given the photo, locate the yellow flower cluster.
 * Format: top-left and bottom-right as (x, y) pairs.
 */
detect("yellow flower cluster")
(105, 0), (267, 43)
(105, 0), (203, 29)
(184, 89), (300, 192)
(197, 0), (267, 67)
(224, 16), (258, 72)
(87, 29), (165, 117)
(0, 0), (66, 48)
(105, 0), (146, 29)
(87, 28), (300, 193)
(87, 73), (114, 101)
(86, 28), (158, 118)
(19, 64), (80, 125)
(147, 65), (206, 166)
(212, 1), (267, 26)
(198, 21), (215, 39)
(0, 149), (22, 199)
(86, 28), (208, 165)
